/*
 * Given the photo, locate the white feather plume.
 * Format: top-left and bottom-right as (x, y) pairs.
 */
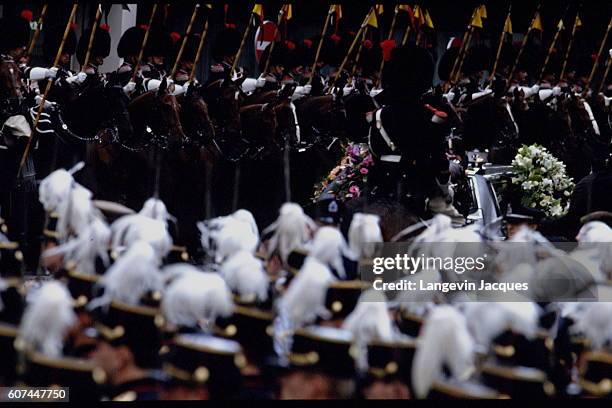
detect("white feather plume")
(43, 216), (111, 275)
(197, 209), (259, 259)
(348, 213), (383, 259)
(111, 215), (172, 259)
(279, 257), (335, 327)
(161, 265), (234, 328)
(220, 250), (268, 302)
(463, 302), (539, 350)
(92, 241), (163, 307)
(38, 162), (84, 213)
(264, 202), (315, 263)
(18, 281), (77, 357)
(412, 305), (475, 398)
(310, 226), (352, 279)
(342, 290), (394, 371)
(139, 197), (175, 224)
(214, 218), (259, 263)
(571, 303), (612, 349)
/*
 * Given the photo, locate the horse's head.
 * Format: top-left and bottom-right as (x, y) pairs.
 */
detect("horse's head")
(0, 60), (21, 99)
(202, 77), (243, 138)
(129, 77), (186, 145)
(180, 82), (215, 142)
(270, 84), (301, 145)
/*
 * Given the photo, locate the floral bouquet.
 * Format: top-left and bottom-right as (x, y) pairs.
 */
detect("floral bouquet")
(511, 144), (575, 218)
(312, 143), (373, 202)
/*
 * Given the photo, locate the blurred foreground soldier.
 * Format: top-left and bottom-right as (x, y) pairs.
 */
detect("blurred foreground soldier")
(76, 24), (111, 77)
(368, 44), (458, 220)
(161, 334), (244, 400)
(88, 241), (166, 401)
(276, 326), (356, 399)
(16, 281), (105, 401)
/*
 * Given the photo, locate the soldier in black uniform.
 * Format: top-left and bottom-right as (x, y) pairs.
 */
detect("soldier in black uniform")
(0, 13), (40, 266)
(207, 27), (242, 84)
(76, 24), (112, 78)
(171, 32), (201, 86)
(367, 44), (455, 218)
(115, 26), (146, 86)
(142, 28), (172, 80)
(35, 23), (84, 177)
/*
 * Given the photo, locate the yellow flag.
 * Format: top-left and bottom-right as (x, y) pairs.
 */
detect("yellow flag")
(470, 6), (484, 28)
(376, 5), (384, 15)
(557, 19), (564, 30)
(205, 4), (212, 9)
(366, 9), (379, 28)
(424, 9), (434, 29)
(503, 14), (513, 34)
(252, 4), (264, 19)
(576, 15), (583, 28)
(531, 12), (543, 31)
(479, 5), (488, 19)
(331, 4), (342, 20)
(397, 5), (412, 13)
(414, 5), (426, 26)
(284, 4), (292, 20)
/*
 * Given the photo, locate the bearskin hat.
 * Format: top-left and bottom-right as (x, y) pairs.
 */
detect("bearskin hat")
(383, 44), (434, 95)
(515, 39), (543, 78)
(0, 11), (32, 53)
(283, 40), (312, 71)
(211, 27), (241, 62)
(117, 26), (145, 59)
(320, 33), (348, 67)
(144, 28), (173, 58)
(76, 25), (111, 65)
(357, 42), (382, 78)
(43, 24), (77, 62)
(462, 44), (492, 77)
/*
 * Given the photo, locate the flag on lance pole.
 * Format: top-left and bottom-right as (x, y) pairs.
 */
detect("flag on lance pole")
(254, 20), (278, 62)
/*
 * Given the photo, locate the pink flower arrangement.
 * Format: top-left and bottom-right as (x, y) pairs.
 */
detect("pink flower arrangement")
(313, 143), (373, 203)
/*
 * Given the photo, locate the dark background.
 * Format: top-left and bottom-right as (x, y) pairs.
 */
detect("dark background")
(3, 1), (611, 82)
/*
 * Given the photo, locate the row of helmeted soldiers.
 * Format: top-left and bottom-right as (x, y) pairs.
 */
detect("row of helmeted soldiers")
(0, 159), (611, 400)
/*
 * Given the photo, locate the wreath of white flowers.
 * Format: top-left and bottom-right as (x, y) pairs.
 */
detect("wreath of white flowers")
(511, 144), (575, 218)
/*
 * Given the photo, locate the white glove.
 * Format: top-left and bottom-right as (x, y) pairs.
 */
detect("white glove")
(552, 86), (562, 97)
(444, 92), (456, 104)
(65, 72), (87, 85)
(172, 84), (185, 96)
(35, 95), (55, 109)
(29, 67), (51, 81)
(369, 88), (383, 98)
(123, 81), (136, 95)
(46, 67), (59, 79)
(342, 85), (354, 96)
(255, 75), (267, 88)
(291, 85), (311, 101)
(538, 89), (553, 101)
(241, 78), (258, 93)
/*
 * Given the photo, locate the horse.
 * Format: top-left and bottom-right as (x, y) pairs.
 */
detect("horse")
(460, 92), (521, 165)
(546, 92), (604, 181)
(172, 82), (219, 252)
